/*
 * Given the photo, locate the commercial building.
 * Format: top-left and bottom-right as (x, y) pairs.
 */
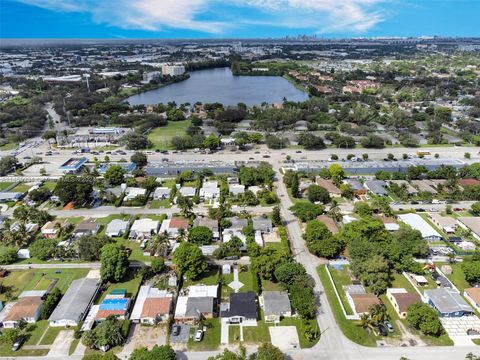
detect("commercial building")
(98, 162), (136, 175)
(59, 157), (88, 174)
(398, 213), (443, 240)
(146, 161), (237, 178)
(161, 64), (185, 76)
(424, 288), (473, 317)
(48, 277), (100, 327)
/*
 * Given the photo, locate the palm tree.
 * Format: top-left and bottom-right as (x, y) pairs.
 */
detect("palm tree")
(358, 313), (375, 332)
(153, 231), (170, 257)
(369, 304), (388, 325)
(176, 228), (187, 243)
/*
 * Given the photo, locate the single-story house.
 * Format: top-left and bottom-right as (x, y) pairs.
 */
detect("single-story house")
(194, 217), (219, 239)
(252, 217), (273, 233)
(105, 218), (130, 237)
(174, 296), (214, 323)
(398, 213), (443, 240)
(159, 217), (189, 239)
(227, 217), (248, 232)
(48, 277), (100, 327)
(316, 179), (341, 197)
(229, 184), (245, 196)
(10, 222), (39, 234)
(41, 220), (69, 238)
(377, 216), (400, 232)
(344, 179), (367, 196)
(178, 186), (196, 198)
(130, 286), (173, 324)
(425, 288), (473, 317)
(457, 217), (480, 241)
(2, 295), (43, 328)
(429, 214), (457, 234)
(316, 215), (339, 234)
(458, 179), (480, 187)
(124, 187), (147, 201)
(221, 292), (258, 325)
(363, 180), (388, 196)
(348, 294), (381, 315)
(389, 180), (418, 195)
(200, 181), (220, 199)
(386, 288), (421, 318)
(262, 291), (292, 322)
(129, 218), (159, 239)
(0, 192), (24, 203)
(464, 288), (480, 313)
(74, 218), (100, 238)
(153, 187), (171, 200)
(95, 293), (130, 322)
(411, 180), (437, 194)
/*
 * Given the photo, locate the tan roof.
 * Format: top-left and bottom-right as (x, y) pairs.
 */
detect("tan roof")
(41, 220), (68, 232)
(350, 294), (381, 313)
(377, 216), (397, 224)
(391, 292), (421, 312)
(140, 297), (172, 318)
(76, 218), (99, 231)
(169, 217), (189, 229)
(316, 215), (339, 234)
(316, 179), (341, 195)
(458, 217), (480, 236)
(4, 297), (43, 321)
(465, 288), (480, 304)
(429, 214), (457, 227)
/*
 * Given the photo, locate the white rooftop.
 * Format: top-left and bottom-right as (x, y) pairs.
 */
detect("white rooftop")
(398, 213), (442, 239)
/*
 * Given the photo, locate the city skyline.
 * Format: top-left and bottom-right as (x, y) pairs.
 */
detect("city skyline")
(1, 0), (480, 39)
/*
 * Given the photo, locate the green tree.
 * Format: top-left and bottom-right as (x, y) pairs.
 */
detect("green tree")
(29, 238), (57, 260)
(0, 245), (17, 265)
(471, 202), (480, 216)
(353, 255), (390, 295)
(129, 345), (176, 360)
(252, 343), (284, 360)
(83, 353), (119, 360)
(462, 261), (480, 284)
(304, 220), (341, 258)
(188, 226), (213, 245)
(328, 164), (345, 186)
(100, 244), (129, 282)
(0, 328), (21, 346)
(54, 175), (94, 205)
(251, 247), (288, 280)
(208, 347), (246, 360)
(173, 242), (207, 280)
(290, 172), (300, 198)
(78, 235), (112, 261)
(271, 206), (281, 226)
(150, 258), (165, 274)
(407, 303), (443, 336)
(104, 165), (125, 186)
(41, 287), (62, 319)
(130, 152), (148, 167)
(289, 202), (324, 222)
(307, 184), (331, 204)
(274, 261), (307, 288)
(203, 134), (221, 150)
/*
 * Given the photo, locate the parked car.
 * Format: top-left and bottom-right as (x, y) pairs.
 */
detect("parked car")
(194, 329), (204, 342)
(11, 336), (26, 352)
(384, 321), (394, 333)
(172, 325), (181, 336)
(377, 324), (388, 336)
(262, 155), (270, 158)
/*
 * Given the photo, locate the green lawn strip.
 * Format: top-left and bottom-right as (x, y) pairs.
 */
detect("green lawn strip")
(278, 317), (320, 348)
(261, 279), (282, 291)
(183, 268), (220, 288)
(0, 142), (18, 151)
(25, 320), (49, 345)
(69, 338), (80, 355)
(187, 318), (221, 351)
(390, 273), (417, 294)
(42, 181), (57, 191)
(39, 326), (64, 345)
(97, 271), (142, 304)
(150, 199), (172, 209)
(0, 345), (49, 357)
(64, 217), (84, 226)
(317, 265), (378, 346)
(221, 270), (257, 300)
(437, 262), (470, 291)
(11, 183), (33, 193)
(0, 182), (14, 191)
(328, 265), (354, 315)
(148, 120), (191, 150)
(229, 313), (271, 344)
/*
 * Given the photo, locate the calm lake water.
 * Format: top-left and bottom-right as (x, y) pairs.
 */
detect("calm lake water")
(127, 67), (308, 106)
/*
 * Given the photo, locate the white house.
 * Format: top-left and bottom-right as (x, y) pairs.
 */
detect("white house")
(229, 184), (245, 196)
(398, 213), (443, 240)
(200, 181), (220, 200)
(124, 187), (147, 201)
(105, 219), (130, 237)
(129, 218), (160, 239)
(153, 187), (171, 200)
(178, 186), (196, 198)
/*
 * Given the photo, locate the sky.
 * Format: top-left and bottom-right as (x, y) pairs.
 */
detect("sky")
(1, 0), (479, 39)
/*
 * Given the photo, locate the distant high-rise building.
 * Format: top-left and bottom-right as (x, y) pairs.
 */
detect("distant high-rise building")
(161, 65), (185, 76)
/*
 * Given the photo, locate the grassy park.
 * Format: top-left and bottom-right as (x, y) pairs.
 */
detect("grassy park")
(148, 120), (191, 150)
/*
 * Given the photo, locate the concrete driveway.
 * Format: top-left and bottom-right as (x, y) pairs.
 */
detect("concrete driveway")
(48, 330), (74, 357)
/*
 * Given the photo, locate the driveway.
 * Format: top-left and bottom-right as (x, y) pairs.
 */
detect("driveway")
(47, 330), (74, 357)
(170, 324), (191, 343)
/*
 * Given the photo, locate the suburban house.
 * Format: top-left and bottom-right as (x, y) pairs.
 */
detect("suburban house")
(458, 179), (480, 187)
(105, 218), (130, 237)
(316, 215), (339, 234)
(41, 220), (69, 238)
(345, 285), (381, 315)
(178, 186), (196, 198)
(153, 187), (171, 200)
(124, 187), (147, 201)
(363, 180), (388, 196)
(48, 277), (100, 327)
(464, 288), (480, 313)
(130, 286), (173, 324)
(252, 217), (273, 233)
(262, 291), (292, 322)
(429, 214), (457, 234)
(398, 213), (443, 240)
(316, 179), (341, 197)
(194, 217), (219, 240)
(389, 180), (419, 195)
(2, 294), (44, 328)
(457, 217), (480, 241)
(221, 292), (258, 325)
(424, 288), (474, 317)
(377, 216), (400, 232)
(10, 222), (39, 234)
(74, 218), (100, 238)
(411, 180), (437, 194)
(174, 296), (215, 323)
(200, 181), (220, 200)
(344, 179), (367, 196)
(386, 288), (421, 318)
(95, 290), (130, 322)
(129, 218), (160, 239)
(227, 217), (248, 232)
(159, 217), (189, 239)
(229, 184), (245, 196)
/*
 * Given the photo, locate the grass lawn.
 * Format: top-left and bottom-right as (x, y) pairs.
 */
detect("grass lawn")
(97, 270), (142, 303)
(188, 318), (221, 351)
(261, 279), (282, 291)
(69, 338), (80, 355)
(390, 273), (417, 294)
(328, 265), (354, 315)
(278, 317), (320, 348)
(42, 181), (57, 190)
(148, 120), (191, 150)
(0, 182), (14, 191)
(150, 199), (172, 209)
(438, 262), (470, 291)
(0, 346), (49, 357)
(97, 214), (131, 235)
(39, 326), (64, 345)
(25, 320), (50, 345)
(317, 265), (378, 346)
(0, 268), (89, 302)
(64, 217), (84, 226)
(183, 268), (220, 288)
(221, 269), (258, 300)
(11, 183), (32, 193)
(0, 142), (17, 151)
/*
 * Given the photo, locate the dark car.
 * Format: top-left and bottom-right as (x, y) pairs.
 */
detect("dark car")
(296, 150), (302, 153)
(262, 155), (270, 158)
(225, 255), (239, 260)
(172, 325), (181, 336)
(377, 324), (388, 336)
(12, 336), (26, 352)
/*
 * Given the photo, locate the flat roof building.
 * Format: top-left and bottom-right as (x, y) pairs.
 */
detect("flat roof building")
(398, 213), (443, 240)
(59, 157), (88, 174)
(424, 288), (473, 317)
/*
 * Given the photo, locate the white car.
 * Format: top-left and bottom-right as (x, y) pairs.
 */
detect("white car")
(194, 329), (204, 342)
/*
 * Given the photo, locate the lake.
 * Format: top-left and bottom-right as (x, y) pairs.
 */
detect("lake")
(126, 67), (309, 106)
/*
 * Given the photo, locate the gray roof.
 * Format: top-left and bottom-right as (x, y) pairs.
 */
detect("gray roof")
(425, 288), (472, 314)
(185, 297), (214, 317)
(263, 291), (291, 317)
(106, 219), (129, 235)
(252, 218), (273, 232)
(48, 277), (100, 322)
(0, 192), (23, 201)
(364, 180), (388, 196)
(228, 217), (248, 231)
(194, 218), (219, 232)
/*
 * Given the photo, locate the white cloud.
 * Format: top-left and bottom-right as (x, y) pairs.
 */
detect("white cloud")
(16, 0), (389, 34)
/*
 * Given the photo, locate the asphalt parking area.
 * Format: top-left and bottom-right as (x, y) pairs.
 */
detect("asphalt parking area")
(170, 324), (191, 343)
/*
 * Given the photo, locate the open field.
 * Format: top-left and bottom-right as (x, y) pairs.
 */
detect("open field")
(148, 120), (191, 150)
